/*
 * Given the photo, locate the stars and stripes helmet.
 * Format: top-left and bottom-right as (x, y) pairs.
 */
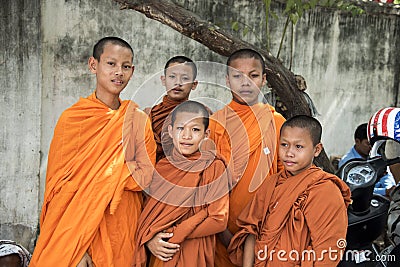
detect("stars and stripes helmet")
(368, 107), (400, 160)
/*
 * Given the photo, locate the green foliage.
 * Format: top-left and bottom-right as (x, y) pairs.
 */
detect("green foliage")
(228, 0), (365, 64)
(230, 20), (263, 43)
(268, 0), (364, 62)
(282, 0), (364, 26)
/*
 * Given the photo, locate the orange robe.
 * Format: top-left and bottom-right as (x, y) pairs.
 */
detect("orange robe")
(228, 167), (351, 266)
(145, 95), (185, 162)
(134, 148), (230, 267)
(30, 92), (156, 267)
(208, 101), (285, 267)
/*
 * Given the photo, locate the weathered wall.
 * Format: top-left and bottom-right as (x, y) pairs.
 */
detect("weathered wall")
(0, 0), (399, 252)
(0, 0), (41, 252)
(289, 9), (400, 157)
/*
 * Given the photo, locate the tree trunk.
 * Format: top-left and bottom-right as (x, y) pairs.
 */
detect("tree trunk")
(114, 0), (335, 173)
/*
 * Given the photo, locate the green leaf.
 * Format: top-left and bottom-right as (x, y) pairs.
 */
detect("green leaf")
(290, 13), (299, 25)
(285, 0), (295, 13)
(243, 26), (249, 37)
(310, 0), (319, 9)
(231, 21), (239, 31)
(297, 8), (303, 18)
(271, 11), (279, 20)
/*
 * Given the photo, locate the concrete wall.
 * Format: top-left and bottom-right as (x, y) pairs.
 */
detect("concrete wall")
(0, 0), (399, 252)
(0, 0), (42, 252)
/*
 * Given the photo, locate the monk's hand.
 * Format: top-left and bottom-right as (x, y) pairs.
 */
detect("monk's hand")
(146, 232), (180, 261)
(76, 252), (93, 267)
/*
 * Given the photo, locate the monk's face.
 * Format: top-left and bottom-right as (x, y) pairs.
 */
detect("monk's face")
(88, 43), (134, 97)
(226, 57), (266, 106)
(161, 62), (198, 102)
(168, 111), (209, 156)
(279, 126), (322, 176)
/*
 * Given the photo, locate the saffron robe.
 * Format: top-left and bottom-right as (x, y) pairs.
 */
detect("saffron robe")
(145, 95), (185, 162)
(30, 92), (156, 267)
(209, 101), (285, 267)
(228, 167), (351, 266)
(134, 148), (230, 267)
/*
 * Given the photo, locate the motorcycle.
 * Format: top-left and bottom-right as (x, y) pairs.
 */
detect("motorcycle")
(337, 139), (400, 266)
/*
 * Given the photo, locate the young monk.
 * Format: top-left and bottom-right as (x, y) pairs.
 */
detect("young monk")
(144, 56), (198, 162)
(208, 48), (286, 267)
(228, 115), (351, 266)
(134, 100), (230, 267)
(30, 37), (156, 267)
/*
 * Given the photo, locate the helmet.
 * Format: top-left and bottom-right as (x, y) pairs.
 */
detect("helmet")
(368, 107), (400, 160)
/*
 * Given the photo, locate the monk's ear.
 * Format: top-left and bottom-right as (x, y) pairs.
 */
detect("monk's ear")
(204, 128), (210, 138)
(261, 73), (267, 87)
(314, 143), (323, 157)
(168, 125), (173, 139)
(191, 80), (198, 91)
(225, 74), (231, 88)
(161, 76), (166, 87)
(127, 65), (135, 81)
(88, 57), (98, 74)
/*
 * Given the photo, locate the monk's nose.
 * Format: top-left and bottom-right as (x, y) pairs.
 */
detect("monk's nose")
(181, 128), (191, 139)
(286, 147), (295, 157)
(115, 66), (123, 76)
(241, 76), (250, 86)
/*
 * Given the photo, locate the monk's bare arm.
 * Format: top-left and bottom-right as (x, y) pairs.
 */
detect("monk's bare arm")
(76, 252), (93, 267)
(273, 112), (286, 173)
(243, 234), (255, 267)
(126, 112), (156, 190)
(146, 232), (180, 262)
(218, 228), (233, 248)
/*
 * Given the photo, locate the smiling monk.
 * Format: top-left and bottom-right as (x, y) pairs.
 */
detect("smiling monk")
(30, 37), (156, 267)
(134, 101), (230, 267)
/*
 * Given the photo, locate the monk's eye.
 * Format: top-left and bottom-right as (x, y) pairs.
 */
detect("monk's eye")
(176, 126), (184, 131)
(280, 143), (288, 147)
(168, 75), (176, 79)
(192, 128), (200, 132)
(296, 145), (303, 149)
(251, 74), (259, 78)
(107, 61), (115, 66)
(123, 65), (132, 70)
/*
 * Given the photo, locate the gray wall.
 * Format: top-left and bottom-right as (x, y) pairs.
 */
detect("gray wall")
(0, 0), (42, 252)
(0, 0), (399, 252)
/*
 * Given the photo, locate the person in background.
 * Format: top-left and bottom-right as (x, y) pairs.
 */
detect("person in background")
(0, 240), (31, 267)
(339, 122), (395, 196)
(368, 107), (400, 265)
